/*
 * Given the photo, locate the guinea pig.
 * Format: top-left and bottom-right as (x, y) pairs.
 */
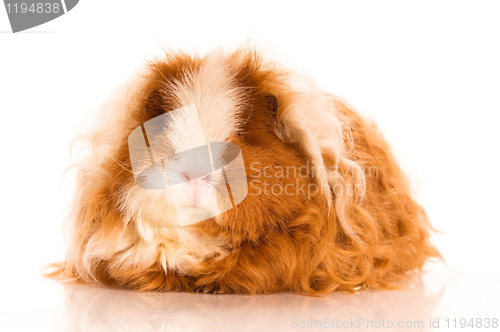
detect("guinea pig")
(47, 46), (441, 295)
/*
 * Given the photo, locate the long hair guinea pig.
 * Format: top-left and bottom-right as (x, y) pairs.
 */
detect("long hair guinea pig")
(48, 46), (441, 295)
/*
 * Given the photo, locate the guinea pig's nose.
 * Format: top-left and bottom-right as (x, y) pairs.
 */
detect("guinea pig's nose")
(181, 172), (210, 183)
(181, 172), (211, 207)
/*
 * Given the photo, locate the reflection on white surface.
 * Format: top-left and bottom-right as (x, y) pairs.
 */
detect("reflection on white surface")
(58, 263), (457, 332)
(2, 262), (500, 331)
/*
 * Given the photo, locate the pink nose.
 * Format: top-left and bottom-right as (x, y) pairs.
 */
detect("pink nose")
(181, 172), (210, 207)
(181, 172), (210, 183)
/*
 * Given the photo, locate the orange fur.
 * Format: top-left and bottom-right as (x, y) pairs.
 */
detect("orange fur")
(46, 46), (441, 295)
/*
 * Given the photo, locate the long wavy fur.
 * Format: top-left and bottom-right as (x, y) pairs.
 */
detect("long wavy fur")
(46, 45), (441, 295)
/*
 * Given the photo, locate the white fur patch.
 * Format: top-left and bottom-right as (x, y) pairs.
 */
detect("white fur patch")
(169, 50), (245, 143)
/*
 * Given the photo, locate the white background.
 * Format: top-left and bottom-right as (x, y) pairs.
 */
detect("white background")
(1, 1), (499, 331)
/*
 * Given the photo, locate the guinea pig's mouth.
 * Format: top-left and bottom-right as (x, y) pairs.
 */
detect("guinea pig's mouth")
(174, 205), (213, 224)
(128, 105), (248, 227)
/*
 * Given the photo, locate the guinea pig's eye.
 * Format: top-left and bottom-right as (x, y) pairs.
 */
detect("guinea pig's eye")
(145, 90), (164, 118)
(264, 93), (279, 115)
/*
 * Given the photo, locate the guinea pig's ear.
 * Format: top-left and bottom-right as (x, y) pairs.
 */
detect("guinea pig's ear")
(145, 89), (164, 118)
(264, 93), (279, 115)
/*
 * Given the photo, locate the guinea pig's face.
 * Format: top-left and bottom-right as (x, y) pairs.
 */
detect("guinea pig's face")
(118, 53), (320, 236)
